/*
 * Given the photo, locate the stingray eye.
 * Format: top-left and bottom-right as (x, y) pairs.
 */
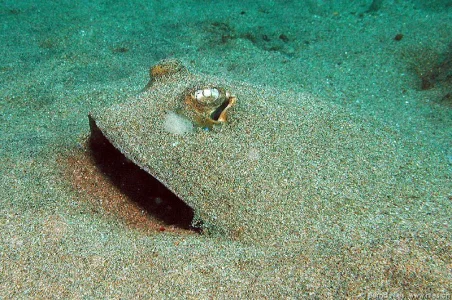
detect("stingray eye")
(194, 88), (221, 106)
(185, 87), (237, 126)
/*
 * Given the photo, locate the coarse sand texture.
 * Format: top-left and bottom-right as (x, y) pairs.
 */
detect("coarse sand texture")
(2, 0), (452, 297)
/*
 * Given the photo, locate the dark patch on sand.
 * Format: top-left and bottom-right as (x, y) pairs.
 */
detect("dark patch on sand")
(58, 123), (200, 235)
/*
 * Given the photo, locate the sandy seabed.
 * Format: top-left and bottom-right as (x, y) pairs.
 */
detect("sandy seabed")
(1, 0), (451, 298)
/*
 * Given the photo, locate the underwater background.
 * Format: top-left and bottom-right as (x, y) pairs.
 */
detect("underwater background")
(1, 0), (451, 298)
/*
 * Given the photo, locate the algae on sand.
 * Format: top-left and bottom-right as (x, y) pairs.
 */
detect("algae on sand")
(89, 59), (450, 247)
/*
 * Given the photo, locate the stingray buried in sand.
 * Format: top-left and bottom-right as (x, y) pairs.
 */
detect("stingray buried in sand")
(89, 59), (418, 245)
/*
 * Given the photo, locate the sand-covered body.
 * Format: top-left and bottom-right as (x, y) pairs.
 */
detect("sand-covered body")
(89, 62), (430, 246)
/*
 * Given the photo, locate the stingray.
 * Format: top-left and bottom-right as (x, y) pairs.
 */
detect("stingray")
(89, 59), (411, 245)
